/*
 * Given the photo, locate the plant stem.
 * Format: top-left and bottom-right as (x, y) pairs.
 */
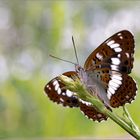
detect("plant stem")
(86, 96), (140, 139)
(123, 106), (140, 135)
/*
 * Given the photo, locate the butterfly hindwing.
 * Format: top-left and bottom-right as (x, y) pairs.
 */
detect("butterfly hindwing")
(109, 74), (137, 107)
(44, 71), (108, 121)
(80, 101), (108, 122)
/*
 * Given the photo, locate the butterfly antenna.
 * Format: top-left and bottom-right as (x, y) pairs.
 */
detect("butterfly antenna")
(72, 36), (79, 65)
(49, 54), (76, 65)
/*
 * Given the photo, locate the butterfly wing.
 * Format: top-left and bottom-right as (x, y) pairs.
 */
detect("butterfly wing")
(84, 30), (134, 74)
(44, 71), (108, 121)
(80, 101), (107, 122)
(84, 30), (137, 108)
(44, 71), (80, 107)
(108, 73), (137, 107)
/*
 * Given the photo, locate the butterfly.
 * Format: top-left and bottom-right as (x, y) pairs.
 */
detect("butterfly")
(44, 30), (137, 122)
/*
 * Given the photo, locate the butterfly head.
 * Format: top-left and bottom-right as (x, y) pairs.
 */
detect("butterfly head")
(75, 64), (88, 84)
(75, 64), (84, 73)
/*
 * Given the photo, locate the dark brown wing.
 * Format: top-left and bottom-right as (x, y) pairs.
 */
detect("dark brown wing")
(84, 30), (134, 74)
(80, 101), (108, 122)
(44, 71), (80, 107)
(109, 74), (137, 107)
(44, 71), (108, 121)
(83, 30), (137, 108)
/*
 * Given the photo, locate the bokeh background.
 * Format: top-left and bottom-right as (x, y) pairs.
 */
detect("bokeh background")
(1, 0), (140, 139)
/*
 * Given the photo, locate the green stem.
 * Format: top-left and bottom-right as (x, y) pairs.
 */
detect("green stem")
(123, 106), (140, 134)
(86, 96), (140, 139)
(107, 111), (139, 139)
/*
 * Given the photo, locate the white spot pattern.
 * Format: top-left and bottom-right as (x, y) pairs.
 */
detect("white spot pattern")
(112, 78), (122, 85)
(96, 53), (103, 60)
(107, 90), (112, 99)
(117, 33), (123, 39)
(117, 33), (122, 36)
(48, 87), (51, 90)
(111, 65), (119, 71)
(53, 80), (58, 86)
(97, 114), (102, 117)
(111, 58), (120, 65)
(107, 40), (115, 46)
(62, 92), (65, 96)
(60, 98), (64, 102)
(111, 73), (122, 80)
(125, 95), (129, 99)
(52, 79), (62, 95)
(114, 47), (122, 52)
(108, 87), (115, 94)
(125, 52), (130, 58)
(119, 36), (123, 39)
(80, 99), (92, 106)
(110, 43), (120, 48)
(66, 90), (73, 97)
(54, 83), (59, 91)
(109, 80), (119, 88)
(117, 54), (121, 58)
(107, 39), (122, 53)
(107, 72), (122, 99)
(57, 88), (61, 94)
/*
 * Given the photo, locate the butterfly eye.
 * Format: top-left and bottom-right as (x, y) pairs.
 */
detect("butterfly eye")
(75, 65), (82, 72)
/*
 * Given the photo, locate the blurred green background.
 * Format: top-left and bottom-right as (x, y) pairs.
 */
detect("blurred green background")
(0, 0), (140, 139)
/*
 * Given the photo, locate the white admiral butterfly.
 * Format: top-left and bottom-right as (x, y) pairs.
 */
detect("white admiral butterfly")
(44, 30), (137, 122)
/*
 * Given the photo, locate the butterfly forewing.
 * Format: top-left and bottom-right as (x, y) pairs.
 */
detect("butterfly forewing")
(44, 71), (80, 107)
(84, 30), (134, 74)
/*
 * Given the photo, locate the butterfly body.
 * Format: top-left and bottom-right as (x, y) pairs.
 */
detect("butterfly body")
(85, 70), (110, 107)
(44, 30), (137, 122)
